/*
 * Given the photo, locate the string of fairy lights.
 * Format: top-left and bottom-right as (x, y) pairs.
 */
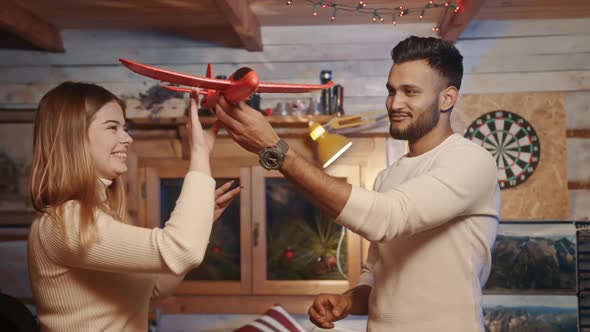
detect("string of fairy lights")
(285, 0), (461, 32)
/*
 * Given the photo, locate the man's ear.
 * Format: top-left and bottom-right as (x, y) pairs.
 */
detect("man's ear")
(439, 86), (458, 113)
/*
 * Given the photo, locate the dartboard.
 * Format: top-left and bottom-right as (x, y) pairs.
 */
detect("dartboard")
(464, 110), (540, 190)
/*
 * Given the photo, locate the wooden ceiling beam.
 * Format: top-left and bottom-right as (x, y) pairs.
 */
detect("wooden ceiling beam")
(169, 26), (244, 49)
(0, 0), (64, 52)
(437, 0), (487, 42)
(215, 0), (262, 51)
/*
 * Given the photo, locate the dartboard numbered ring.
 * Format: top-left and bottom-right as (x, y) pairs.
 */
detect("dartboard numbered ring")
(464, 110), (540, 190)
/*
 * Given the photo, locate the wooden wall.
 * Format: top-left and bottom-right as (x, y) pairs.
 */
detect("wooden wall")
(0, 18), (589, 220)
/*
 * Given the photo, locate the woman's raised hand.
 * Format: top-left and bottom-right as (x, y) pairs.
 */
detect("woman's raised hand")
(187, 89), (220, 175)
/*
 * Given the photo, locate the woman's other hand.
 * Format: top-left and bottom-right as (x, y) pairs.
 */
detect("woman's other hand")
(213, 180), (242, 222)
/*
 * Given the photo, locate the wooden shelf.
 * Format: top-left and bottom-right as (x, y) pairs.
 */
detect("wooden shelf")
(0, 109), (36, 123)
(128, 115), (334, 129)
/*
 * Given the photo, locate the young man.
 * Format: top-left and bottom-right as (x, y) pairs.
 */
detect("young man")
(215, 36), (500, 331)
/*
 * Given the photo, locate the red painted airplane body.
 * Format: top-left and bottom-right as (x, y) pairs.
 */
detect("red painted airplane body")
(119, 58), (334, 109)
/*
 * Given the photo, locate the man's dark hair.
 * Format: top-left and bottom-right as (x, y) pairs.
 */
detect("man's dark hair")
(391, 36), (463, 90)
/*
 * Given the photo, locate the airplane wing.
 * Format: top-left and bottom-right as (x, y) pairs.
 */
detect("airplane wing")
(119, 58), (231, 90)
(162, 80), (335, 94)
(257, 81), (334, 93)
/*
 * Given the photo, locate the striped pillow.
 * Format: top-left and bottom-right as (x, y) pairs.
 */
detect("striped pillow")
(234, 305), (306, 332)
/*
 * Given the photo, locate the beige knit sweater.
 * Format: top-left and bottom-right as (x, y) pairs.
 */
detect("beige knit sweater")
(28, 171), (215, 331)
(336, 134), (501, 332)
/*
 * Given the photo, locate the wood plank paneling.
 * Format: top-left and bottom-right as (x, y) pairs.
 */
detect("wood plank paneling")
(15, 0), (221, 28)
(37, 21), (587, 47)
(438, 0), (487, 42)
(477, 0), (590, 20)
(567, 130), (590, 138)
(1, 34), (589, 66)
(251, 0), (446, 26)
(568, 139), (590, 182)
(461, 19), (590, 38)
(0, 0), (64, 52)
(215, 0), (262, 51)
(570, 190), (590, 221)
(1, 71), (589, 110)
(3, 53), (589, 84)
(0, 20), (589, 221)
(569, 182), (590, 190)
(565, 92), (590, 130)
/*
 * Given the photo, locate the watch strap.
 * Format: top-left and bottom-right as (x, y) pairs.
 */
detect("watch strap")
(275, 139), (289, 154)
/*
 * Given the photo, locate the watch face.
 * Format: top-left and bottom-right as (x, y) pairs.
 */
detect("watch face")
(260, 147), (284, 170)
(264, 150), (280, 168)
(464, 110), (540, 190)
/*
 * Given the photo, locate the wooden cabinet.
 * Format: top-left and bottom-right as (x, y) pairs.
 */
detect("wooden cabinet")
(128, 117), (388, 313)
(141, 162), (253, 296)
(251, 165), (362, 295)
(140, 162), (362, 299)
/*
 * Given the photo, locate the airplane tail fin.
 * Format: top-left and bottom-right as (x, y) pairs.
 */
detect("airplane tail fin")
(206, 64), (212, 78)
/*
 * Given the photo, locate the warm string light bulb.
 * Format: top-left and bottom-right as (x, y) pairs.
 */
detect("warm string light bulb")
(291, 1), (460, 26)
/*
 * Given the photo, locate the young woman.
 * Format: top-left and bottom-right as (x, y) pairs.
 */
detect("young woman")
(27, 82), (239, 331)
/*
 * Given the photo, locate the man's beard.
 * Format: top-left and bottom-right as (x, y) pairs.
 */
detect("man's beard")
(389, 101), (440, 141)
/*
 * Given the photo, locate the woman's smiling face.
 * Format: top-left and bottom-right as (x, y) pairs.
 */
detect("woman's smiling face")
(86, 101), (133, 180)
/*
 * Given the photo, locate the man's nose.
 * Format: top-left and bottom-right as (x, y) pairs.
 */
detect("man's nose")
(388, 95), (405, 111)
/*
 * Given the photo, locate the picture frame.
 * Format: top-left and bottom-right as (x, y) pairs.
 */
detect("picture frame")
(0, 109), (36, 228)
(482, 294), (577, 331)
(484, 221), (576, 295)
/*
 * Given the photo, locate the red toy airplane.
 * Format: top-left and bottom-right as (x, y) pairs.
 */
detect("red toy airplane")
(119, 58), (334, 109)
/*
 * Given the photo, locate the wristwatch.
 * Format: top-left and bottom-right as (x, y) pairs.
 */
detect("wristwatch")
(259, 139), (289, 170)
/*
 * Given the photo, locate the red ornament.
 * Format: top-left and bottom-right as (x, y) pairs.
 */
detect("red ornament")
(325, 255), (336, 269)
(283, 247), (295, 262)
(212, 245), (221, 253)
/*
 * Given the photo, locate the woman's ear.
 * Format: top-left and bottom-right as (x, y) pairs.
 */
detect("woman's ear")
(439, 86), (459, 113)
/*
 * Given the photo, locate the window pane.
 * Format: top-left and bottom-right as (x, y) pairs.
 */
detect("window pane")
(160, 178), (241, 281)
(266, 178), (347, 280)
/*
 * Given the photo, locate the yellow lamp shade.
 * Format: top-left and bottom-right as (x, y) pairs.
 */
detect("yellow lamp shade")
(308, 121), (353, 168)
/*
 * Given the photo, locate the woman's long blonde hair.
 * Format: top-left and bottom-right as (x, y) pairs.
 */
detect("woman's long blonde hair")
(30, 81), (127, 249)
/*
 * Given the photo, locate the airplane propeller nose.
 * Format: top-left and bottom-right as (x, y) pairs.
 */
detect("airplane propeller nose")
(232, 67), (253, 80)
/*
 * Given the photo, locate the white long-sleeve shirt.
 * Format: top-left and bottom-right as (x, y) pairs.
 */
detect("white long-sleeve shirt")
(28, 171), (215, 332)
(336, 133), (501, 332)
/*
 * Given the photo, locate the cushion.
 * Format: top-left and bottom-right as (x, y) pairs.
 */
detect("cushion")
(234, 305), (306, 332)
